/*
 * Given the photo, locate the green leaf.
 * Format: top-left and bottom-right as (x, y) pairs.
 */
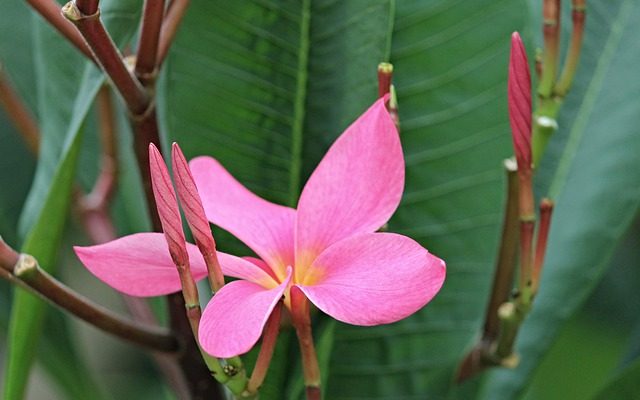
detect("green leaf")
(593, 357), (640, 400)
(481, 1), (640, 398)
(0, 0), (37, 246)
(325, 1), (524, 398)
(161, 1), (393, 395)
(3, 2), (141, 399)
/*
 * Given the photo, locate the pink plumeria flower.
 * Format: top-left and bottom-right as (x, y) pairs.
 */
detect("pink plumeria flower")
(74, 97), (445, 359)
(191, 97), (445, 357)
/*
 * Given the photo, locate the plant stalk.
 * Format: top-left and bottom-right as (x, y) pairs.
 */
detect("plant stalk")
(135, 0), (165, 84)
(26, 0), (95, 61)
(0, 244), (178, 352)
(456, 160), (519, 382)
(0, 64), (40, 154)
(157, 0), (191, 65)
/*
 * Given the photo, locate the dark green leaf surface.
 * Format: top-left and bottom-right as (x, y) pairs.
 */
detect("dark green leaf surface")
(593, 357), (640, 400)
(482, 1), (640, 398)
(326, 1), (523, 398)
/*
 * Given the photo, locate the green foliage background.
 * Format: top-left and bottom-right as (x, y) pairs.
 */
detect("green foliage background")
(0, 0), (639, 399)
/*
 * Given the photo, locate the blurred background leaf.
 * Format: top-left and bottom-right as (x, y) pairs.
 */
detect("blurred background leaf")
(1, 1), (142, 399)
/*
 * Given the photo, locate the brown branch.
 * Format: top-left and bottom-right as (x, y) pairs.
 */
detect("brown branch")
(62, 1), (150, 115)
(74, 0), (99, 15)
(135, 0), (166, 84)
(26, 0), (94, 61)
(157, 0), (190, 65)
(0, 240), (178, 352)
(0, 64), (40, 154)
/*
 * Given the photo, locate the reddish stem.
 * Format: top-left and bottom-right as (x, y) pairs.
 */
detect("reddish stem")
(26, 0), (94, 61)
(75, 0), (99, 15)
(377, 62), (393, 98)
(247, 303), (282, 394)
(62, 1), (150, 115)
(291, 288), (321, 399)
(157, 0), (190, 65)
(0, 65), (40, 154)
(556, 0), (586, 97)
(135, 0), (166, 83)
(533, 199), (554, 293)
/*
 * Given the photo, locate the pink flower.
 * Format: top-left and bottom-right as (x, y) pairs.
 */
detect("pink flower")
(74, 97), (445, 358)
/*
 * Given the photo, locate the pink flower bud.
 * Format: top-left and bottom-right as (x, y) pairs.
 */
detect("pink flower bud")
(508, 32), (532, 171)
(148, 144), (188, 267)
(172, 143), (225, 291)
(171, 143), (216, 255)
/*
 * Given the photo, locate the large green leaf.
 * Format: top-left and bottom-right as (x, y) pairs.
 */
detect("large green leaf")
(3, 2), (141, 399)
(161, 1), (393, 396)
(324, 1), (524, 398)
(0, 0), (37, 246)
(481, 1), (640, 398)
(593, 356), (640, 400)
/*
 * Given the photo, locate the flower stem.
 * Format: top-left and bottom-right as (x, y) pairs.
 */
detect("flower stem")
(291, 288), (321, 399)
(532, 0), (587, 166)
(538, 0), (560, 100)
(0, 240), (178, 352)
(246, 303), (282, 395)
(0, 64), (40, 154)
(26, 0), (95, 61)
(157, 0), (191, 66)
(532, 199), (554, 293)
(555, 0), (586, 97)
(456, 160), (519, 382)
(377, 62), (393, 98)
(135, 0), (166, 84)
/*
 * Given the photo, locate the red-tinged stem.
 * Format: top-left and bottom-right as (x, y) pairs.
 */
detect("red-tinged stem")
(555, 0), (586, 97)
(291, 288), (321, 399)
(485, 161), (519, 340)
(456, 160), (519, 382)
(532, 199), (554, 293)
(157, 0), (190, 65)
(0, 65), (40, 154)
(135, 0), (166, 84)
(77, 86), (118, 243)
(26, 0), (94, 61)
(62, 1), (150, 115)
(0, 239), (178, 352)
(131, 108), (163, 229)
(377, 62), (393, 98)
(75, 0), (99, 15)
(0, 237), (20, 268)
(247, 303), (282, 394)
(538, 0), (560, 99)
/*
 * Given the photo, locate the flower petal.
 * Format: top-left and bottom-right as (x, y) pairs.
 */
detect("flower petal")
(199, 268), (291, 358)
(219, 254), (278, 288)
(74, 233), (208, 297)
(189, 156), (295, 281)
(295, 97), (404, 268)
(297, 233), (445, 326)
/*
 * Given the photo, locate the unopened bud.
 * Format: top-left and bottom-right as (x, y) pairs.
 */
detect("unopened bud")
(149, 144), (188, 266)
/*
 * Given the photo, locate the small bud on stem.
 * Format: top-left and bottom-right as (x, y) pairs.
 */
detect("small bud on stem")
(172, 143), (225, 292)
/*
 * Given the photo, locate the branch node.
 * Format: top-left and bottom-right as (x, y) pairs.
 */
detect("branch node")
(61, 1), (100, 22)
